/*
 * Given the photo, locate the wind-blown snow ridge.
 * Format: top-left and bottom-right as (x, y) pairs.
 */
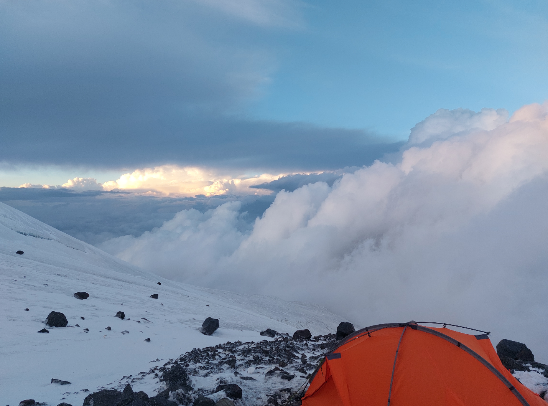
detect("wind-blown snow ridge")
(0, 203), (343, 405)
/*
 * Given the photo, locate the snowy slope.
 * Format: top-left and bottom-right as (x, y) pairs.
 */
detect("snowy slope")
(0, 203), (343, 405)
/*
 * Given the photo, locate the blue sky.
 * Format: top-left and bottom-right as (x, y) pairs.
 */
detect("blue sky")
(0, 0), (546, 185)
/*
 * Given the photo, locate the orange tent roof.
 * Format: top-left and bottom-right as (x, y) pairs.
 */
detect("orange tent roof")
(302, 322), (547, 406)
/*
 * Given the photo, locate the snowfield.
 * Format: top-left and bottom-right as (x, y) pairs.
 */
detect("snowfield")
(0, 203), (343, 405)
(1, 202), (547, 405)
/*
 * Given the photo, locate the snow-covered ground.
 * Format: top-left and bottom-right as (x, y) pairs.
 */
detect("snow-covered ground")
(0, 203), (343, 405)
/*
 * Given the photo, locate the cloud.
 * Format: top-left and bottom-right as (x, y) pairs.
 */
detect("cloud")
(102, 166), (283, 197)
(0, 0), (399, 171)
(101, 102), (548, 358)
(250, 169), (357, 192)
(62, 178), (103, 191)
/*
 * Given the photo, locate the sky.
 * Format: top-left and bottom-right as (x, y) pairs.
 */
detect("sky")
(2, 0), (548, 346)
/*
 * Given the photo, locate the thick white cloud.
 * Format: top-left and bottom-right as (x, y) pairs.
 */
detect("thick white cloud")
(102, 166), (284, 196)
(101, 102), (548, 358)
(62, 177), (103, 191)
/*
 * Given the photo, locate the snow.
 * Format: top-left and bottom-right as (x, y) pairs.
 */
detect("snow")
(0, 203), (343, 405)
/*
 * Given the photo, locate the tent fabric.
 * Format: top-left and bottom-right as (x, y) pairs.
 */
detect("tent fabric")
(302, 322), (547, 406)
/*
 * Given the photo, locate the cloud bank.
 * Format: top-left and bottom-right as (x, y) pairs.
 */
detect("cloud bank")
(101, 102), (548, 358)
(0, 0), (399, 171)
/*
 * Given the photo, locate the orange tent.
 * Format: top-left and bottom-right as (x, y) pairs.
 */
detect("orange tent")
(302, 322), (547, 406)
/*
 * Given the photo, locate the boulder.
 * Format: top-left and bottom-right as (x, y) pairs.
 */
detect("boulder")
(38, 328), (49, 333)
(16, 250), (24, 255)
(160, 363), (192, 392)
(46, 311), (68, 327)
(57, 403), (73, 406)
(145, 338), (151, 342)
(18, 400), (35, 406)
(74, 292), (89, 300)
(83, 389), (123, 406)
(497, 339), (534, 362)
(51, 378), (71, 385)
(25, 308), (29, 311)
(201, 317), (219, 335)
(193, 395), (215, 406)
(260, 328), (277, 338)
(150, 294), (159, 299)
(157, 282), (162, 285)
(292, 329), (311, 340)
(336, 322), (355, 340)
(216, 384), (242, 400)
(116, 311), (126, 320)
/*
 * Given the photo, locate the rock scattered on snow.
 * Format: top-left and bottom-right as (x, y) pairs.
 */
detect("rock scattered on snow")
(57, 403), (72, 406)
(292, 329), (311, 340)
(51, 378), (71, 385)
(201, 317), (219, 336)
(46, 311), (68, 327)
(38, 328), (49, 333)
(157, 282), (162, 285)
(215, 384), (242, 400)
(160, 363), (192, 392)
(73, 292), (89, 300)
(496, 339), (548, 377)
(116, 311), (126, 320)
(336, 322), (355, 340)
(150, 294), (159, 299)
(16, 250), (24, 255)
(18, 400), (35, 406)
(25, 308), (29, 311)
(145, 338), (151, 342)
(260, 329), (277, 338)
(106, 326), (111, 330)
(193, 395), (216, 406)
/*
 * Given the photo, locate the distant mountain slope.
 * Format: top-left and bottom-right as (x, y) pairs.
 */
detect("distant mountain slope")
(0, 203), (343, 405)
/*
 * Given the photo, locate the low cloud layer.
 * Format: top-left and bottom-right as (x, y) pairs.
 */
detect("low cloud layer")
(100, 103), (548, 358)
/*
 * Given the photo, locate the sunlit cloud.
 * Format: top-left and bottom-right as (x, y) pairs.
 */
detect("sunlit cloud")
(19, 165), (304, 197)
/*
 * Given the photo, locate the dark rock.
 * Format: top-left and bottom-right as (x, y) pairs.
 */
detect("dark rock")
(193, 395), (216, 406)
(215, 384), (242, 400)
(280, 372), (295, 381)
(74, 292), (89, 300)
(116, 311), (126, 320)
(83, 389), (123, 406)
(150, 294), (159, 299)
(336, 322), (355, 340)
(260, 328), (277, 338)
(157, 282), (161, 285)
(16, 250), (24, 255)
(215, 399), (235, 406)
(292, 329), (311, 340)
(51, 378), (71, 385)
(160, 363), (192, 392)
(83, 328), (89, 333)
(18, 400), (35, 406)
(201, 317), (219, 335)
(145, 338), (151, 342)
(81, 316), (85, 320)
(75, 324), (80, 327)
(46, 311), (68, 327)
(25, 308), (29, 311)
(38, 328), (49, 333)
(240, 376), (256, 381)
(106, 326), (111, 330)
(148, 390), (178, 406)
(57, 403), (73, 406)
(498, 354), (530, 372)
(497, 339), (534, 362)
